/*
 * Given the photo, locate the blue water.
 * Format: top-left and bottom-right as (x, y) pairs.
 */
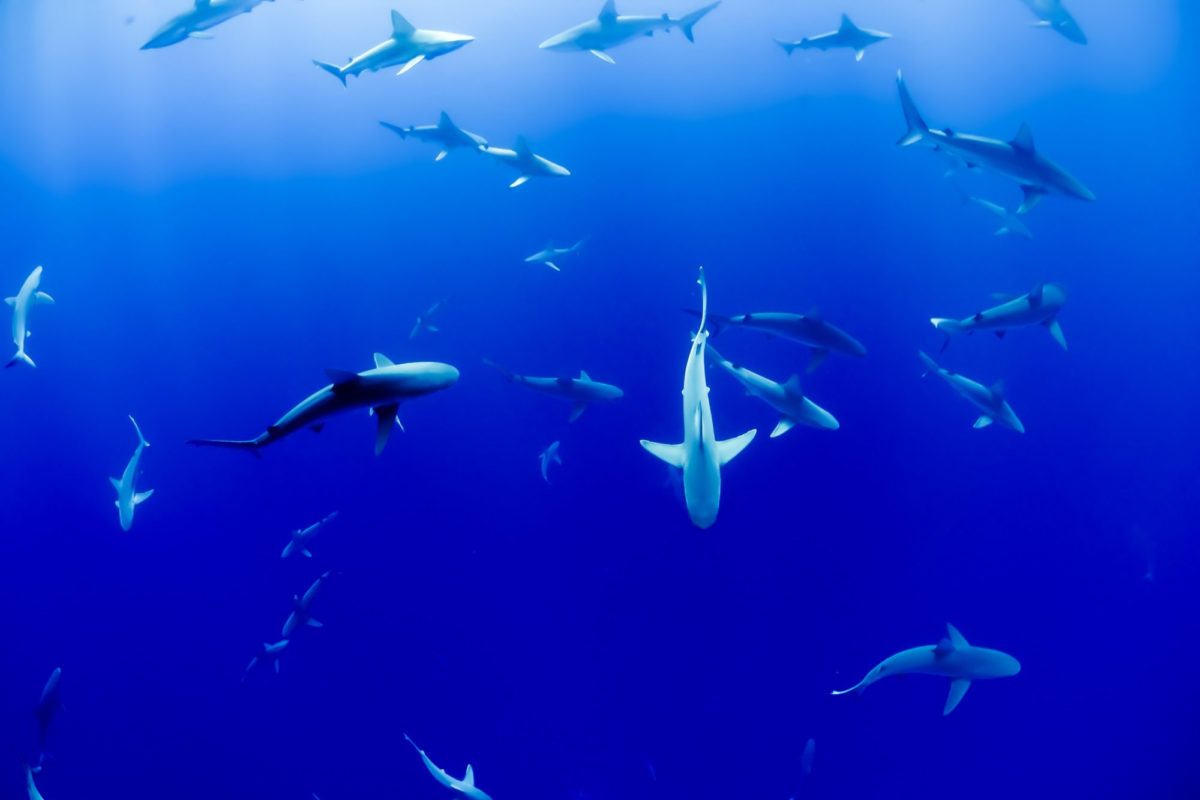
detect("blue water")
(2, 1), (1198, 797)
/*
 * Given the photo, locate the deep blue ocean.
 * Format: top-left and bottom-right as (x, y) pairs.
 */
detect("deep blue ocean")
(2, 1), (1198, 797)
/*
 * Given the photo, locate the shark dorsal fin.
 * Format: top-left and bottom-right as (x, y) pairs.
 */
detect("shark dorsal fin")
(989, 379), (1006, 398)
(374, 353), (395, 368)
(839, 14), (858, 33)
(934, 637), (956, 657)
(438, 111), (455, 129)
(1011, 122), (1035, 153)
(598, 0), (618, 22)
(805, 307), (823, 322)
(782, 374), (803, 396)
(1028, 283), (1044, 306)
(579, 369), (591, 381)
(463, 765), (476, 788)
(391, 10), (416, 37)
(946, 623), (969, 648)
(513, 136), (534, 158)
(195, 0), (212, 7)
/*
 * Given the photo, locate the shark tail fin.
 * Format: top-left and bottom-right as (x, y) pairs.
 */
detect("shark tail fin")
(831, 677), (869, 696)
(774, 38), (799, 56)
(896, 70), (929, 147)
(6, 350), (34, 368)
(930, 318), (965, 352)
(482, 358), (517, 382)
(917, 350), (940, 377)
(128, 415), (150, 448)
(679, 1), (720, 42)
(188, 438), (264, 458)
(313, 60), (347, 87)
(683, 308), (730, 336)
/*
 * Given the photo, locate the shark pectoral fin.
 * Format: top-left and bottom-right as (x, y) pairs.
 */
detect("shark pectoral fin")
(188, 32), (214, 40)
(35, 292), (54, 305)
(396, 55), (425, 76)
(770, 418), (796, 438)
(509, 175), (530, 189)
(717, 429), (757, 465)
(1018, 185), (1046, 214)
(855, 49), (865, 61)
(4, 297), (14, 306)
(545, 261), (560, 272)
(944, 679), (971, 715)
(569, 402), (588, 422)
(109, 477), (121, 490)
(306, 618), (323, 628)
(1031, 20), (1051, 28)
(1044, 318), (1068, 350)
(641, 440), (685, 468)
(303, 549), (313, 558)
(973, 415), (994, 429)
(588, 49), (616, 64)
(994, 226), (1010, 237)
(807, 348), (829, 373)
(373, 403), (400, 455)
(133, 489), (154, 505)
(435, 150), (448, 162)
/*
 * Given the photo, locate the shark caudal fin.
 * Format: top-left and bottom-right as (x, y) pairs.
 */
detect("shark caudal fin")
(6, 350), (35, 368)
(831, 677), (869, 696)
(683, 308), (731, 335)
(930, 318), (966, 351)
(482, 358), (518, 382)
(896, 70), (929, 147)
(679, 2), (720, 42)
(128, 415), (150, 448)
(917, 350), (941, 377)
(313, 60), (348, 86)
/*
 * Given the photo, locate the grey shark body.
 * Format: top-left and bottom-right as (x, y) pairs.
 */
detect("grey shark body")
(483, 138), (571, 188)
(932, 283), (1067, 351)
(405, 735), (493, 800)
(525, 240), (584, 272)
(243, 639), (289, 680)
(282, 511), (338, 559)
(898, 70), (1095, 213)
(832, 623), (1021, 715)
(540, 1), (720, 64)
(695, 308), (865, 371)
(380, 113), (487, 162)
(918, 351), (1024, 433)
(282, 571), (330, 638)
(189, 354), (458, 455)
(775, 14), (891, 62)
(111, 416), (154, 532)
(1021, 0), (1087, 44)
(641, 268), (756, 529)
(6, 266), (53, 369)
(707, 344), (838, 438)
(314, 10), (474, 86)
(540, 441), (562, 484)
(142, 0), (276, 50)
(484, 359), (622, 421)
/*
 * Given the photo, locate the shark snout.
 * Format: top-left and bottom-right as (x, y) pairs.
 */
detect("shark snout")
(539, 32), (573, 50)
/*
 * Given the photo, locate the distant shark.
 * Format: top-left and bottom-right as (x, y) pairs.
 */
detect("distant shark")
(111, 416), (154, 532)
(707, 344), (838, 438)
(411, 300), (444, 340)
(641, 267), (756, 529)
(282, 571), (331, 638)
(832, 623), (1021, 715)
(525, 240), (585, 272)
(483, 138), (571, 188)
(484, 359), (623, 421)
(405, 734), (493, 800)
(5, 266), (53, 369)
(964, 194), (1033, 239)
(243, 639), (289, 681)
(540, 441), (562, 484)
(1020, 0), (1087, 45)
(142, 0), (277, 50)
(918, 351), (1024, 433)
(689, 308), (866, 372)
(540, 1), (721, 64)
(775, 14), (891, 62)
(189, 354), (458, 455)
(897, 70), (1095, 213)
(314, 10), (474, 86)
(282, 511), (338, 559)
(931, 283), (1067, 351)
(380, 113), (487, 162)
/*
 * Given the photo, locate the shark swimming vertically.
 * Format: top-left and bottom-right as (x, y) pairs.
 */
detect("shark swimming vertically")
(540, 1), (721, 64)
(641, 267), (756, 529)
(314, 10), (474, 86)
(1020, 0), (1087, 44)
(483, 360), (623, 421)
(482, 138), (572, 189)
(897, 70), (1095, 212)
(6, 266), (53, 369)
(380, 113), (488, 162)
(189, 354), (458, 456)
(832, 624), (1021, 715)
(404, 735), (494, 800)
(706, 344), (839, 438)
(525, 240), (585, 272)
(931, 283), (1067, 351)
(282, 511), (339, 559)
(775, 14), (891, 62)
(918, 351), (1025, 433)
(282, 571), (331, 638)
(111, 416), (154, 532)
(142, 0), (278, 50)
(688, 308), (866, 372)
(540, 441), (562, 484)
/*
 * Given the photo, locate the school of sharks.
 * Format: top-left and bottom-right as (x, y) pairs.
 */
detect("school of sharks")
(11, 0), (1110, 798)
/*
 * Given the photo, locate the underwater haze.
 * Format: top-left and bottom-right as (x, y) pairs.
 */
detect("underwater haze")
(2, 0), (1199, 798)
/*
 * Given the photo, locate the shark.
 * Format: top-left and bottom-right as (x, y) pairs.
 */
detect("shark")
(775, 14), (891, 62)
(641, 267), (756, 529)
(6, 266), (53, 369)
(141, 0), (277, 50)
(918, 351), (1024, 433)
(1021, 0), (1087, 45)
(484, 359), (623, 422)
(282, 571), (331, 638)
(832, 623), (1021, 715)
(282, 511), (339, 559)
(314, 10), (474, 86)
(931, 283), (1067, 351)
(525, 240), (585, 272)
(189, 354), (458, 456)
(26, 765), (45, 800)
(540, 441), (562, 484)
(405, 734), (493, 800)
(539, 1), (721, 64)
(243, 639), (289, 681)
(111, 416), (154, 533)
(380, 113), (488, 162)
(688, 308), (866, 372)
(411, 300), (444, 340)
(965, 195), (1032, 239)
(34, 667), (62, 765)
(482, 139), (572, 189)
(706, 344), (838, 438)
(897, 70), (1095, 213)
